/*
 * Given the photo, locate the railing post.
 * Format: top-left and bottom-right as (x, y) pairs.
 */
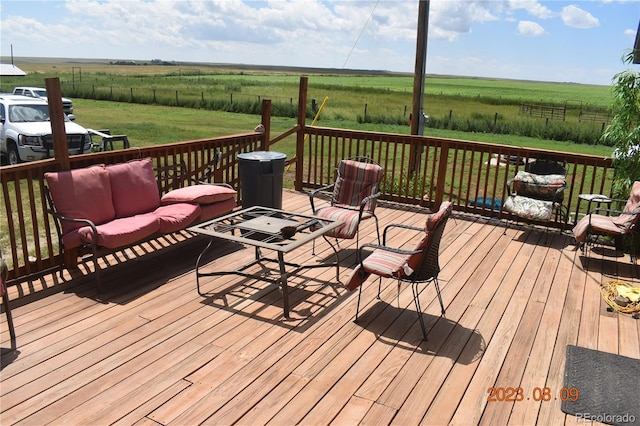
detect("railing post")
(434, 139), (449, 208)
(261, 99), (272, 150)
(45, 78), (70, 170)
(295, 76), (308, 192)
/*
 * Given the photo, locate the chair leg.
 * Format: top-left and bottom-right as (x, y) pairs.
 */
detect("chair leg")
(92, 245), (103, 293)
(3, 292), (16, 350)
(411, 283), (428, 340)
(373, 215), (381, 244)
(354, 285), (363, 323)
(434, 278), (446, 316)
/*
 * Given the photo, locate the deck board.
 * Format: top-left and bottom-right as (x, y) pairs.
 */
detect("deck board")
(1, 189), (638, 425)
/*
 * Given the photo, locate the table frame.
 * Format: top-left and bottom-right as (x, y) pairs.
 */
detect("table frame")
(187, 206), (344, 318)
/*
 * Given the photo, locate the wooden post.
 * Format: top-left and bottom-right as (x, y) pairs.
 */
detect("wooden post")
(434, 139), (449, 208)
(45, 77), (70, 170)
(409, 0), (430, 175)
(261, 99), (272, 151)
(295, 76), (308, 192)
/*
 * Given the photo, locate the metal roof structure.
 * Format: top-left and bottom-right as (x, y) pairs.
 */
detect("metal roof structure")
(0, 63), (26, 76)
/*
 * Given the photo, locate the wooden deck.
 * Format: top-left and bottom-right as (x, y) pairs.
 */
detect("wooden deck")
(1, 189), (638, 425)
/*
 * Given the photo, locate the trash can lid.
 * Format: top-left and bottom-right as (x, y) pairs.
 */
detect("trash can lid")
(238, 151), (287, 161)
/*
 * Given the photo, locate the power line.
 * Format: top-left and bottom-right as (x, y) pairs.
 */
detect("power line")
(343, 0), (380, 68)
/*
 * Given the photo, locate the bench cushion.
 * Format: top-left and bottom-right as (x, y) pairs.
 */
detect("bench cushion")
(161, 184), (236, 205)
(108, 158), (161, 218)
(196, 197), (237, 222)
(154, 203), (201, 233)
(77, 213), (160, 249)
(45, 165), (116, 235)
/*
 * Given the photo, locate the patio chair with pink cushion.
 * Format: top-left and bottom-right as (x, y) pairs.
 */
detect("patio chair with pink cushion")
(309, 157), (384, 257)
(345, 202), (453, 340)
(572, 180), (640, 264)
(1, 258), (17, 350)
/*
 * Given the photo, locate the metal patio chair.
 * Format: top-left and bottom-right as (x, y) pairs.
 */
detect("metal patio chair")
(346, 202), (453, 340)
(309, 156), (384, 257)
(502, 159), (568, 236)
(573, 180), (640, 265)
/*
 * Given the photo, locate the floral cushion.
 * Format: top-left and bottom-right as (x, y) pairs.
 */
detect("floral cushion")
(512, 171), (565, 201)
(503, 195), (553, 221)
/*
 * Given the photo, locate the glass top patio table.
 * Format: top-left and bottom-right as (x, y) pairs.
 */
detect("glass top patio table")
(187, 206), (344, 318)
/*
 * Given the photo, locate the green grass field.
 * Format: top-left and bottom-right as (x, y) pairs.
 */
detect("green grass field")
(0, 58), (616, 159)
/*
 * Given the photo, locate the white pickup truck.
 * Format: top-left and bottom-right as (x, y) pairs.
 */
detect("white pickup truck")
(0, 94), (92, 165)
(13, 86), (74, 114)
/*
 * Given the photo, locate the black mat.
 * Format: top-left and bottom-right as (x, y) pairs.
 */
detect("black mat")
(562, 345), (640, 426)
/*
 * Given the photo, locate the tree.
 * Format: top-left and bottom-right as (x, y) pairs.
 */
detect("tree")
(601, 50), (640, 199)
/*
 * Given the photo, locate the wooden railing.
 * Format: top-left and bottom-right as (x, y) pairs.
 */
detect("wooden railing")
(1, 76), (615, 286)
(0, 132), (264, 284)
(295, 125), (614, 226)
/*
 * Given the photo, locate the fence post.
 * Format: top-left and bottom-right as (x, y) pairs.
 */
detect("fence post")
(295, 77), (308, 192)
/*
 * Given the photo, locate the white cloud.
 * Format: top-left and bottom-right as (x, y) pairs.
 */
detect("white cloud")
(518, 20), (546, 36)
(508, 0), (554, 19)
(430, 0), (498, 41)
(561, 5), (600, 29)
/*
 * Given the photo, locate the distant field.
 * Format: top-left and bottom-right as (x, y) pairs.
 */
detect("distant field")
(0, 57), (615, 157)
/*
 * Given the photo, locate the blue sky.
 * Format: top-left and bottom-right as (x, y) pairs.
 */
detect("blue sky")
(1, 0), (638, 86)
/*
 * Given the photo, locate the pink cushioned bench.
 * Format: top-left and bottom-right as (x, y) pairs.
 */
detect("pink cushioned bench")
(44, 157), (237, 292)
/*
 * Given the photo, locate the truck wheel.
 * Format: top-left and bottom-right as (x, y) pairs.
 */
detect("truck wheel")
(7, 144), (21, 165)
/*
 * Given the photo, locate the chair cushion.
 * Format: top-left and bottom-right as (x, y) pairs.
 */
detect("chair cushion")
(425, 202), (452, 233)
(572, 182), (640, 243)
(503, 195), (553, 221)
(77, 213), (160, 249)
(362, 248), (410, 279)
(512, 171), (565, 201)
(196, 197), (237, 222)
(345, 265), (371, 291)
(572, 214), (629, 243)
(622, 181), (640, 215)
(333, 160), (383, 210)
(45, 164), (116, 235)
(107, 157), (161, 218)
(161, 184), (236, 205)
(315, 206), (370, 239)
(154, 203), (201, 233)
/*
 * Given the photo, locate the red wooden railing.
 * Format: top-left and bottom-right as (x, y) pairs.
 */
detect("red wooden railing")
(0, 132), (264, 284)
(0, 77), (614, 286)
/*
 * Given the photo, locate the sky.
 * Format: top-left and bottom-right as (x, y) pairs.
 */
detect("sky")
(1, 0), (638, 86)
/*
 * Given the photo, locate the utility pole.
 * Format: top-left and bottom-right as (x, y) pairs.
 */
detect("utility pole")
(409, 0), (430, 174)
(633, 19), (639, 64)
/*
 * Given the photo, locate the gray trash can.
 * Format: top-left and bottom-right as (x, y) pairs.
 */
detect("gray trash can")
(237, 151), (287, 209)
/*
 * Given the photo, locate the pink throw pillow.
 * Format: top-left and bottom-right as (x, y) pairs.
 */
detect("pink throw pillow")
(161, 184), (236, 205)
(45, 164), (116, 235)
(107, 158), (161, 218)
